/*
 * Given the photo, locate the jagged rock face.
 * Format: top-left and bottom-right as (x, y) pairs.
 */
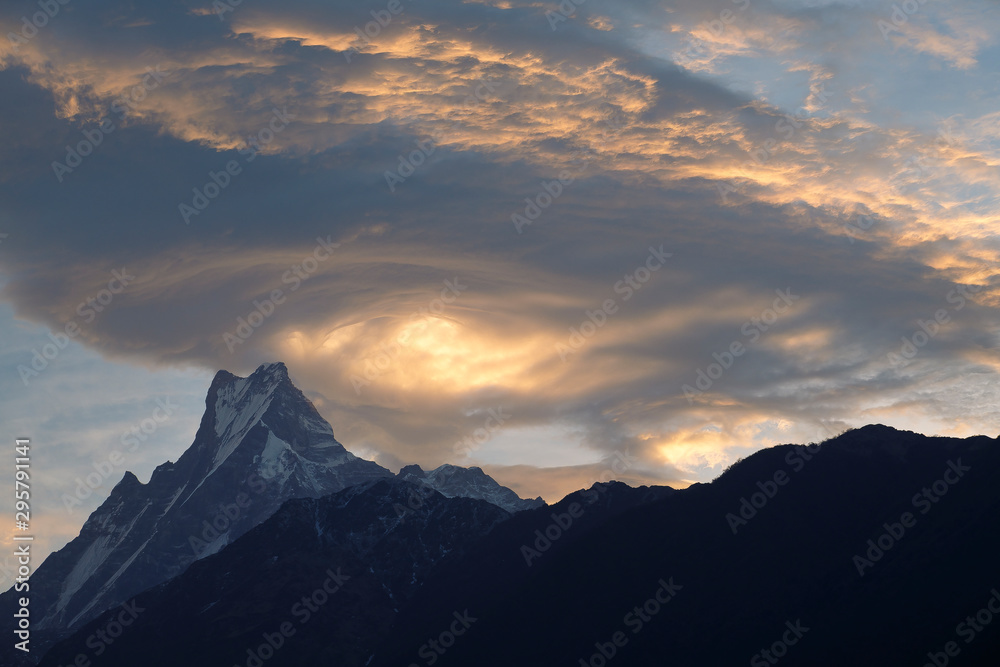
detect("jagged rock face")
(10, 362), (393, 650)
(3, 362), (546, 665)
(37, 480), (513, 667)
(397, 464), (545, 513)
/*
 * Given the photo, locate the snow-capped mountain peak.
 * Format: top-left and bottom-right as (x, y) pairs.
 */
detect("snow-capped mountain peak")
(16, 363), (391, 648)
(397, 463), (545, 513)
(7, 362), (544, 660)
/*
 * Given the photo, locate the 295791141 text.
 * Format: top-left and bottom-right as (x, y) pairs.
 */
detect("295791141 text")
(13, 438), (32, 653)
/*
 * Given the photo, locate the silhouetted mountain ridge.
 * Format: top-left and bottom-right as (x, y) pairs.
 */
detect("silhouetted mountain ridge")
(371, 425), (1000, 666)
(42, 424), (1000, 666)
(1, 362), (543, 666)
(37, 478), (514, 667)
(14, 361), (1000, 666)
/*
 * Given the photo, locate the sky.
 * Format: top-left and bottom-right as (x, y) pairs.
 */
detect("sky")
(1, 0), (998, 573)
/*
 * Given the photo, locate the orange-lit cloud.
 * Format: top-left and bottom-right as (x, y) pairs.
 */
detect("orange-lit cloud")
(1, 0), (999, 573)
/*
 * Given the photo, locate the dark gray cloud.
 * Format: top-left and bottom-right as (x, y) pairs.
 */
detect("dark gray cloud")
(1, 0), (998, 493)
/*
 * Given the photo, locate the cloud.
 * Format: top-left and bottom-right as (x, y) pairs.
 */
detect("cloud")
(0, 0), (998, 539)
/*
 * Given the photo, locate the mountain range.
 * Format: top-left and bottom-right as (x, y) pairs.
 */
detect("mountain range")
(0, 362), (539, 664)
(5, 363), (999, 666)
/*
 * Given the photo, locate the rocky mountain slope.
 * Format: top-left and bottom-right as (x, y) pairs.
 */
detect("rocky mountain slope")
(38, 478), (513, 667)
(1, 362), (540, 664)
(397, 463), (544, 513)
